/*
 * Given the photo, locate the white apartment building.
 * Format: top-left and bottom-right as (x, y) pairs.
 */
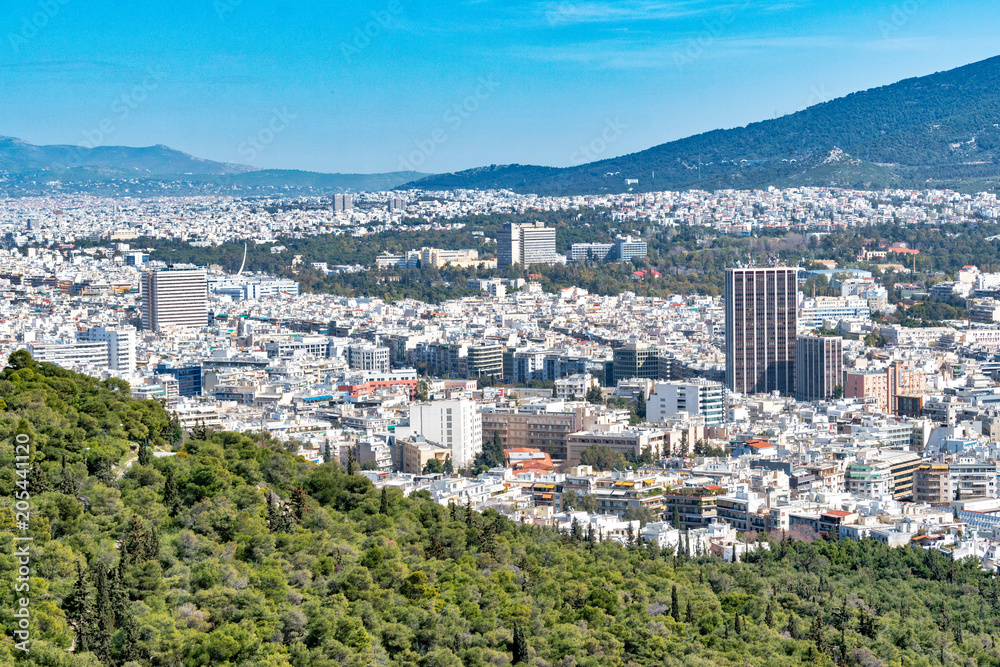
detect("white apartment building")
(648, 379), (725, 424)
(348, 345), (391, 373)
(798, 296), (871, 329)
(76, 326), (137, 373)
(406, 399), (482, 469)
(27, 341), (109, 370)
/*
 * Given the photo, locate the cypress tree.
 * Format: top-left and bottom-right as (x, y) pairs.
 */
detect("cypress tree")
(685, 600), (694, 623)
(671, 503), (680, 529)
(788, 614), (799, 639)
(109, 560), (129, 627)
(428, 536), (445, 559)
(266, 492), (279, 532)
(163, 465), (179, 513)
(65, 562), (92, 651)
(114, 608), (142, 663)
(91, 566), (113, 661)
(137, 442), (151, 467)
(291, 485), (308, 523)
(347, 448), (356, 475)
(379, 487), (390, 515)
(30, 460), (48, 493)
(765, 600), (775, 629)
(670, 585), (680, 621)
(512, 621), (529, 665)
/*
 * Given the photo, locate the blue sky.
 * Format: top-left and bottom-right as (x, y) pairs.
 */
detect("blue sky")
(1, 0), (998, 174)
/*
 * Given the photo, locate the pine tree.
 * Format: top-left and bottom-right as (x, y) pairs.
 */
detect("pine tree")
(670, 585), (680, 621)
(512, 621), (529, 665)
(379, 487), (390, 515)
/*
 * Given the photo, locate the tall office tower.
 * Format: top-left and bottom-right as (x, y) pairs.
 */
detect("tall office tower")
(333, 194), (354, 212)
(141, 268), (208, 332)
(76, 326), (137, 373)
(611, 342), (659, 385)
(497, 222), (557, 268)
(795, 335), (843, 402)
(725, 266), (799, 395)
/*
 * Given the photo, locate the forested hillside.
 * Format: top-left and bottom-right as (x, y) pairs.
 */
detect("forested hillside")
(4, 353), (1000, 665)
(410, 55), (1000, 194)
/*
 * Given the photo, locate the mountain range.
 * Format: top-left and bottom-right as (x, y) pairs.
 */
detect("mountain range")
(0, 136), (426, 196)
(3, 54), (999, 196)
(407, 54), (1000, 194)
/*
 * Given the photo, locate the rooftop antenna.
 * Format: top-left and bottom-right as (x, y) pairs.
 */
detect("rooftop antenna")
(236, 242), (248, 276)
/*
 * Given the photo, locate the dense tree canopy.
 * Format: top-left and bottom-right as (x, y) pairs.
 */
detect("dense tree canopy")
(4, 356), (1000, 666)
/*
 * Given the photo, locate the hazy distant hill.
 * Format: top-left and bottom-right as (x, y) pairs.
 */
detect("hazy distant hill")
(408, 55), (1000, 194)
(0, 137), (427, 195)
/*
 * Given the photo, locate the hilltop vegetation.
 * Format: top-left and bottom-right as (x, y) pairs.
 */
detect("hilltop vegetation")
(2, 354), (1000, 665)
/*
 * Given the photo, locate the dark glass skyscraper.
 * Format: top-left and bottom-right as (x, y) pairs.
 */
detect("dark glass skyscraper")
(725, 267), (798, 395)
(795, 334), (843, 402)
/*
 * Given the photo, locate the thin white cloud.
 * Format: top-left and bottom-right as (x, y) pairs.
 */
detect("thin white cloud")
(542, 1), (723, 26)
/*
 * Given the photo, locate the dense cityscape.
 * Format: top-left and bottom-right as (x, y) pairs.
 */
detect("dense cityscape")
(7, 3), (1000, 665)
(6, 184), (1000, 559)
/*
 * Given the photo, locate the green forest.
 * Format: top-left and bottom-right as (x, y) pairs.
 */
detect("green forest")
(2, 353), (1000, 665)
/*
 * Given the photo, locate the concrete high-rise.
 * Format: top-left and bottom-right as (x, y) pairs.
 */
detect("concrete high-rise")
(405, 399), (482, 469)
(795, 335), (842, 402)
(141, 268), (208, 332)
(725, 267), (799, 396)
(498, 222), (557, 268)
